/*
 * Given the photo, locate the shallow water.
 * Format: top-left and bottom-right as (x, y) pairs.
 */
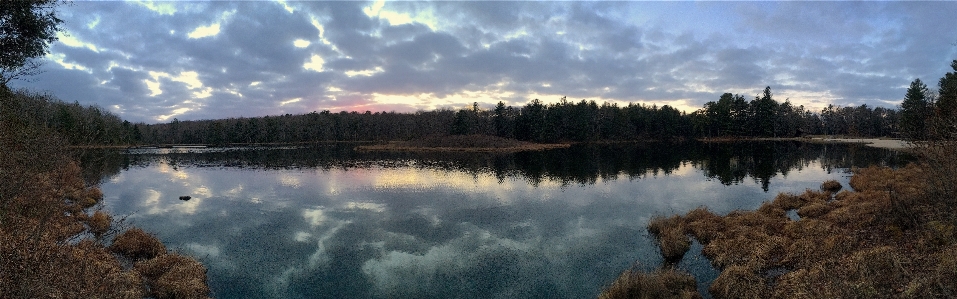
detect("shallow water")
(96, 141), (907, 298)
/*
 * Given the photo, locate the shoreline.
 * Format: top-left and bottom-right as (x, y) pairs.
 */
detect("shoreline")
(73, 136), (912, 151)
(701, 136), (911, 150)
(354, 142), (570, 153)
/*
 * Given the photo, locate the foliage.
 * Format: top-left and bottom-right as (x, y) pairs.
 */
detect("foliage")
(1, 89), (139, 145)
(0, 0), (62, 86)
(936, 60), (957, 120)
(900, 78), (931, 140)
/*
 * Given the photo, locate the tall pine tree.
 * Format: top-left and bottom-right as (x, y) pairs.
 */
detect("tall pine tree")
(900, 78), (930, 140)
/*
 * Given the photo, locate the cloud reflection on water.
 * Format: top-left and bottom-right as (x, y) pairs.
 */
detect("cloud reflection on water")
(100, 156), (859, 299)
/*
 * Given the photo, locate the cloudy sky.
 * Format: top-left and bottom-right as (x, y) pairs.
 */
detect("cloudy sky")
(10, 1), (957, 123)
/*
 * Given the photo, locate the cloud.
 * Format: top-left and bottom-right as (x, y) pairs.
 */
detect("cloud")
(7, 1), (957, 122)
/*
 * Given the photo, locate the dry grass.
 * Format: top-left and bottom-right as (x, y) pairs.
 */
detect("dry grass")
(597, 268), (701, 299)
(87, 210), (112, 236)
(647, 215), (691, 262)
(709, 265), (766, 299)
(2, 88), (209, 297)
(110, 227), (167, 261)
(136, 254), (211, 299)
(682, 207), (723, 243)
(820, 180), (842, 192)
(602, 163), (957, 298)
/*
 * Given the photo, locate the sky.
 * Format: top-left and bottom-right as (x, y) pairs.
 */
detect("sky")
(9, 1), (957, 124)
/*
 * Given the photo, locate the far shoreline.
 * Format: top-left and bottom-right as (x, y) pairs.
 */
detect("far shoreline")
(699, 136), (910, 150)
(71, 135), (911, 151)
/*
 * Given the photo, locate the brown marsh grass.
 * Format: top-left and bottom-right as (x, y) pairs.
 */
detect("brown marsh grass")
(1, 89), (210, 298)
(647, 215), (691, 262)
(87, 210), (112, 236)
(136, 253), (211, 299)
(601, 163), (957, 298)
(820, 179), (842, 192)
(597, 268), (701, 299)
(110, 227), (168, 261)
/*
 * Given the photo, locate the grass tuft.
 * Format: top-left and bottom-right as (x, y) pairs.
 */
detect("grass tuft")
(708, 265), (766, 299)
(647, 215), (691, 262)
(135, 254), (211, 299)
(820, 180), (842, 192)
(597, 268), (701, 299)
(87, 210), (112, 236)
(110, 228), (167, 261)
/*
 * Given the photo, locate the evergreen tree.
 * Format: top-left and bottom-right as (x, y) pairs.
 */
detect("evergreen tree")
(900, 78), (930, 140)
(751, 86), (778, 137)
(937, 60), (957, 119)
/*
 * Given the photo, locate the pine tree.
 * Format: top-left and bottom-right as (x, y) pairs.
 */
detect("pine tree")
(900, 78), (930, 140)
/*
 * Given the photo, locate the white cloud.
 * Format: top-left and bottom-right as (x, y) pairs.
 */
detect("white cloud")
(188, 23), (221, 39)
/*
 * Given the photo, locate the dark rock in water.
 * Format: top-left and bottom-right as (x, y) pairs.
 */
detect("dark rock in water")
(179, 196), (191, 201)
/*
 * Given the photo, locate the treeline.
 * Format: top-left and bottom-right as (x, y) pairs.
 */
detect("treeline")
(692, 87), (898, 138)
(134, 87), (900, 145)
(899, 60), (957, 140)
(128, 99), (691, 145)
(8, 60), (957, 146)
(1, 89), (139, 145)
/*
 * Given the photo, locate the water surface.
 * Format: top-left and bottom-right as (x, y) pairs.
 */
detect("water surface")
(96, 141), (907, 298)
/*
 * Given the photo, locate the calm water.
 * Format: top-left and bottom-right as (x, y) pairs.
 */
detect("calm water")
(94, 142), (907, 298)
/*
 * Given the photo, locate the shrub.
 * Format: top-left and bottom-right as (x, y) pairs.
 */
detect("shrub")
(110, 228), (166, 261)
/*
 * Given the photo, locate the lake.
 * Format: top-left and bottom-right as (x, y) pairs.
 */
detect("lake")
(94, 141), (908, 298)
